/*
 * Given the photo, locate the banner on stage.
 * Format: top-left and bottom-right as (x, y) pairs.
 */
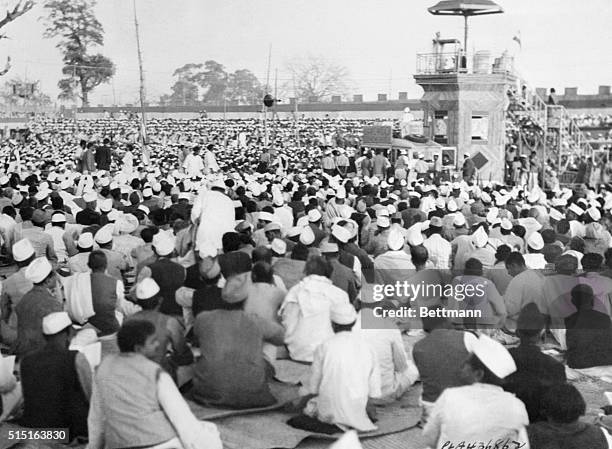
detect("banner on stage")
(362, 126), (393, 147)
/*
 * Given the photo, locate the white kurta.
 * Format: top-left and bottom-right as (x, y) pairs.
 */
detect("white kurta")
(423, 383), (529, 449)
(280, 275), (350, 363)
(191, 189), (235, 257)
(183, 154), (205, 178)
(305, 331), (381, 431)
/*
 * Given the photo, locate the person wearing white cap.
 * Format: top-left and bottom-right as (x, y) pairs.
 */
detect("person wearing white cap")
(280, 256), (352, 363)
(467, 226), (497, 269)
(423, 216), (452, 269)
(372, 228), (415, 295)
(363, 215), (392, 258)
(14, 257), (63, 357)
(95, 227), (129, 282)
(142, 187), (162, 212)
(89, 319), (222, 449)
(20, 310), (92, 438)
(128, 278), (193, 381)
(76, 190), (101, 226)
(0, 239), (35, 345)
(112, 214), (145, 268)
(523, 231), (547, 270)
(291, 300), (381, 433)
(493, 217), (524, 252)
(566, 203), (586, 239)
(423, 334), (529, 449)
(44, 211), (76, 264)
(147, 231), (186, 317)
(68, 232), (95, 274)
(324, 187), (352, 226)
(272, 189), (294, 234)
(320, 239), (360, 304)
(306, 208), (327, 247)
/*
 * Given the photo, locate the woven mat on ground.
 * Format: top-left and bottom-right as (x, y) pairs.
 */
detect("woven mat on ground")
(272, 359), (312, 385)
(213, 404), (421, 449)
(187, 380), (301, 420)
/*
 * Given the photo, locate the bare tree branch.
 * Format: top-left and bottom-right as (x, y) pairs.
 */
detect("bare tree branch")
(0, 0), (34, 31)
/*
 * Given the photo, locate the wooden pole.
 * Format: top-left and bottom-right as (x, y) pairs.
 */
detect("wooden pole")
(264, 45), (272, 147)
(133, 0), (149, 164)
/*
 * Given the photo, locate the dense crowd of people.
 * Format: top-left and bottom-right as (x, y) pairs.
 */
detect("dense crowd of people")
(0, 114), (611, 449)
(573, 114), (612, 129)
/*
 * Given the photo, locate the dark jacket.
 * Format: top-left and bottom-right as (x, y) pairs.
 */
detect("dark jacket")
(505, 343), (566, 422)
(20, 344), (89, 437)
(95, 145), (112, 171)
(566, 309), (612, 369)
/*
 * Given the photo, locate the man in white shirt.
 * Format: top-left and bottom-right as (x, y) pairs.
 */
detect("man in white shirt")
(293, 301), (381, 432)
(357, 306), (418, 401)
(182, 147), (205, 178)
(423, 334), (529, 449)
(44, 212), (76, 264)
(503, 252), (546, 331)
(423, 217), (452, 269)
(280, 256), (351, 363)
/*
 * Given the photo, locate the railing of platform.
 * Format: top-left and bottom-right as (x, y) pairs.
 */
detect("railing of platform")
(416, 52), (515, 76)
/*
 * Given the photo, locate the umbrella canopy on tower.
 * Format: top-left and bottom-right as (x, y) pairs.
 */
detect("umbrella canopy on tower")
(428, 0), (503, 16)
(428, 0), (504, 51)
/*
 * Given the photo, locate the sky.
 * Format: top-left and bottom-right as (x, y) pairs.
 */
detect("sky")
(3, 0), (612, 106)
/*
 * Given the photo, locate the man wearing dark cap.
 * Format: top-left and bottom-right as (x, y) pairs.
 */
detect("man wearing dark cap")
(504, 303), (566, 422)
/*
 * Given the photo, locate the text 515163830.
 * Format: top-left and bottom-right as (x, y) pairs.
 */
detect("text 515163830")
(7, 429), (69, 443)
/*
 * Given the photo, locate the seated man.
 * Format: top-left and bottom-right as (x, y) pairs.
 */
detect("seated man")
(129, 278), (193, 382)
(0, 239), (35, 346)
(289, 301), (381, 433)
(280, 256), (351, 362)
(20, 312), (91, 440)
(504, 303), (566, 422)
(0, 353), (22, 422)
(566, 284), (612, 369)
(191, 274), (285, 409)
(528, 384), (612, 449)
(423, 334), (529, 449)
(357, 299), (419, 402)
(412, 311), (475, 423)
(14, 257), (63, 357)
(88, 320), (222, 449)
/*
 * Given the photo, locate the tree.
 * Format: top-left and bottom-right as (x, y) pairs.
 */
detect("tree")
(162, 79), (200, 106)
(0, 1), (35, 77)
(226, 69), (263, 105)
(163, 63), (202, 106)
(162, 62), (266, 106)
(286, 55), (349, 102)
(43, 0), (115, 106)
(192, 60), (228, 106)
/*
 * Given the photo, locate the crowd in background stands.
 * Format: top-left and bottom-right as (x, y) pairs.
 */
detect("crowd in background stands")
(573, 114), (612, 129)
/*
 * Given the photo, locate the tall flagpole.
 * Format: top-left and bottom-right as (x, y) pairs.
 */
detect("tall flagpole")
(133, 0), (149, 165)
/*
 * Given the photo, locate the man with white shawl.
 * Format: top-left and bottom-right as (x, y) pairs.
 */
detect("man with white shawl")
(191, 178), (235, 258)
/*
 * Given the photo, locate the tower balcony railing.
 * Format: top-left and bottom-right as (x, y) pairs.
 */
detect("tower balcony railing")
(416, 51), (514, 76)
